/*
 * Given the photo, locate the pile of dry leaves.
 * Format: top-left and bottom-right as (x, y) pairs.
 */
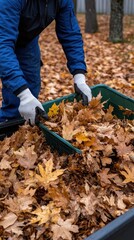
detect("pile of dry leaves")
(0, 93), (134, 240)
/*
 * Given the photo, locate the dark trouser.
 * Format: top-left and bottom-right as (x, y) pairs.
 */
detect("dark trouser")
(0, 36), (41, 122)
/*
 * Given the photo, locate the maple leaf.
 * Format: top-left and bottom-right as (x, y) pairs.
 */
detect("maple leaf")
(115, 142), (133, 158)
(80, 192), (98, 215)
(6, 221), (24, 236)
(98, 168), (117, 187)
(51, 218), (79, 240)
(14, 145), (37, 169)
(35, 158), (64, 186)
(77, 108), (97, 124)
(30, 203), (60, 225)
(48, 103), (59, 117)
(89, 92), (102, 108)
(120, 165), (134, 183)
(4, 196), (33, 213)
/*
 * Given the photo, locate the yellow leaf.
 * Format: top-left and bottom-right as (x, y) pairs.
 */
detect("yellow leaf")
(48, 103), (59, 117)
(35, 158), (64, 186)
(75, 133), (90, 144)
(31, 203), (60, 225)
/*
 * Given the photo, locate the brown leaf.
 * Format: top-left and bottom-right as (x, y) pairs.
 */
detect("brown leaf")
(0, 212), (17, 229)
(80, 192), (98, 215)
(14, 145), (37, 169)
(0, 157), (12, 170)
(115, 142), (133, 158)
(98, 168), (117, 187)
(120, 165), (134, 183)
(51, 218), (79, 240)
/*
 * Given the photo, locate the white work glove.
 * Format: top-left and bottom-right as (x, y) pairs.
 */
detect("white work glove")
(74, 73), (92, 105)
(17, 88), (48, 125)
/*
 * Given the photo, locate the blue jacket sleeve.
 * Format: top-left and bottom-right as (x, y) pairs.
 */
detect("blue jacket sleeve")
(56, 0), (87, 75)
(0, 0), (27, 93)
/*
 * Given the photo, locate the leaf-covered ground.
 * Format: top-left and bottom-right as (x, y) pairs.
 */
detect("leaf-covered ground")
(0, 15), (134, 240)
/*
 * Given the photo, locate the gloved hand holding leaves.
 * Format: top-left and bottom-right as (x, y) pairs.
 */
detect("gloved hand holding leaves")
(74, 73), (92, 105)
(17, 88), (48, 125)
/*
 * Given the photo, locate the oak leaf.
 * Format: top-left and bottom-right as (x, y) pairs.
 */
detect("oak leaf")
(97, 123), (115, 139)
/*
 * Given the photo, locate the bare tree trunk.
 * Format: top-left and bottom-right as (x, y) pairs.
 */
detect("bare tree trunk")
(109, 0), (124, 43)
(85, 0), (98, 33)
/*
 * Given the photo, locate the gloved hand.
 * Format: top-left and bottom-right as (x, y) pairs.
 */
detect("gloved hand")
(74, 73), (92, 105)
(17, 88), (48, 125)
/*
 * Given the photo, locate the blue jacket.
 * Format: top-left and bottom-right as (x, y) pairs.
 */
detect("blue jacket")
(0, 0), (87, 93)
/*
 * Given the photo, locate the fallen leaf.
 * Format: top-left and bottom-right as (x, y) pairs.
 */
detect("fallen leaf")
(14, 145), (37, 169)
(51, 218), (79, 240)
(35, 158), (64, 186)
(6, 221), (24, 236)
(120, 165), (134, 183)
(98, 168), (117, 187)
(0, 212), (17, 229)
(48, 103), (59, 117)
(80, 192), (98, 215)
(30, 203), (60, 225)
(0, 157), (12, 170)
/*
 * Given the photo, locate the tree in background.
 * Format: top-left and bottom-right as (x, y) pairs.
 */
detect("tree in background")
(109, 0), (124, 43)
(85, 0), (98, 33)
